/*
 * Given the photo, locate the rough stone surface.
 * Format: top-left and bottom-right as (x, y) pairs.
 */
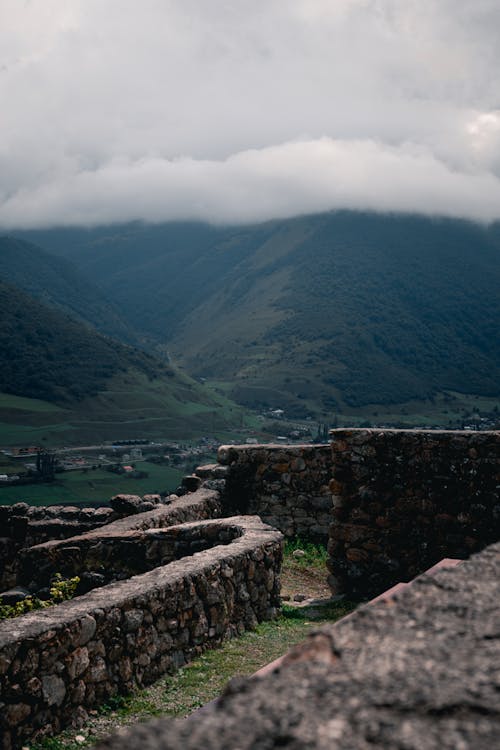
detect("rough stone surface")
(0, 488), (217, 592)
(328, 429), (500, 597)
(0, 514), (282, 749)
(6, 489), (223, 595)
(97, 541), (500, 750)
(109, 494), (158, 515)
(207, 444), (332, 542)
(18, 515), (243, 597)
(0, 505), (118, 590)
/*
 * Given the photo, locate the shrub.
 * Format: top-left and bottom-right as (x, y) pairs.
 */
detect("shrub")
(0, 573), (80, 621)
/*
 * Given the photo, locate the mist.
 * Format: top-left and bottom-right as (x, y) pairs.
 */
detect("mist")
(1, 0), (500, 228)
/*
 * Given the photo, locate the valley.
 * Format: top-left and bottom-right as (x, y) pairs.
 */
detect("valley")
(0, 436), (221, 506)
(2, 211), (499, 455)
(165, 213), (500, 415)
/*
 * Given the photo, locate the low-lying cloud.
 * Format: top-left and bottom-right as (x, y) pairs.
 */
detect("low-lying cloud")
(1, 0), (500, 228)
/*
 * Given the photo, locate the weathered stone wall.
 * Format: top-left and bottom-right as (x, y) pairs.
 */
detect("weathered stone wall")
(96, 540), (500, 750)
(0, 504), (118, 591)
(19, 520), (242, 597)
(0, 516), (282, 750)
(328, 429), (500, 597)
(0, 489), (222, 593)
(198, 444), (332, 542)
(0, 503), (118, 546)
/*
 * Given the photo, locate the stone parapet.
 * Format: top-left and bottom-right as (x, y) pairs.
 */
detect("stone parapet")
(0, 489), (222, 593)
(0, 515), (282, 749)
(18, 491), (229, 596)
(0, 504), (118, 591)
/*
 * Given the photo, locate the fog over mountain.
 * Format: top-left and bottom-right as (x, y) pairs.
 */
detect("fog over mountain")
(1, 0), (500, 228)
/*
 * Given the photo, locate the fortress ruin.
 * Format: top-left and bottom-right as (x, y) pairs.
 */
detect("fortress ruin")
(0, 429), (499, 748)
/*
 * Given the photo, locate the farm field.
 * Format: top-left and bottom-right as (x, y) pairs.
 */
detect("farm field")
(0, 462), (184, 506)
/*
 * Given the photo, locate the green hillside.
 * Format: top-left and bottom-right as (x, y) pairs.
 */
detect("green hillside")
(0, 280), (170, 403)
(0, 369), (249, 447)
(0, 236), (141, 345)
(0, 282), (252, 445)
(17, 212), (500, 418)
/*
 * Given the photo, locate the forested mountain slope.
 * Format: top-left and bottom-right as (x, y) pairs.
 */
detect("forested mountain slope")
(0, 280), (170, 403)
(0, 279), (248, 444)
(0, 236), (140, 345)
(18, 212), (500, 415)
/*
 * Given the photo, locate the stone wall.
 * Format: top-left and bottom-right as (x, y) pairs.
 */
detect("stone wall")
(0, 489), (222, 593)
(96, 540), (500, 750)
(0, 504), (118, 591)
(19, 520), (241, 597)
(0, 515), (282, 750)
(327, 429), (500, 597)
(198, 444), (332, 542)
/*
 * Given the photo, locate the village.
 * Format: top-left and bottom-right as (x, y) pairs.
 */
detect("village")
(0, 401), (498, 495)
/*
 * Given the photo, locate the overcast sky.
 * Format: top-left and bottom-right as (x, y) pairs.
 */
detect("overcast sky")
(1, 0), (500, 228)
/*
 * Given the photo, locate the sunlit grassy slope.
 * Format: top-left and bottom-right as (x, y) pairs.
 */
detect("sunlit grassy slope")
(0, 368), (255, 447)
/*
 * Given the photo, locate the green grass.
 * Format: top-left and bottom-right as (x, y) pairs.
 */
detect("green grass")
(0, 462), (184, 505)
(0, 392), (64, 413)
(284, 538), (329, 569)
(0, 368), (257, 449)
(143, 603), (353, 717)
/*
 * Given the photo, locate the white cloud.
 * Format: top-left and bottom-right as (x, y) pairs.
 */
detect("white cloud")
(1, 0), (500, 227)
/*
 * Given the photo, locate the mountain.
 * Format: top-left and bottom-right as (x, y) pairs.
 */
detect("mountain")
(16, 222), (276, 340)
(0, 236), (140, 346)
(0, 279), (171, 403)
(17, 212), (500, 417)
(0, 280), (249, 444)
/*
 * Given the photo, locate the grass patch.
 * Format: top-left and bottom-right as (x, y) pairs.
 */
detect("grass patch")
(0, 463), (184, 506)
(284, 538), (328, 569)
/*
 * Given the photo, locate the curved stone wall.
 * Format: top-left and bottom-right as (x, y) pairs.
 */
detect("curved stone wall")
(19, 518), (242, 596)
(0, 504), (118, 590)
(0, 488), (222, 594)
(0, 516), (282, 749)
